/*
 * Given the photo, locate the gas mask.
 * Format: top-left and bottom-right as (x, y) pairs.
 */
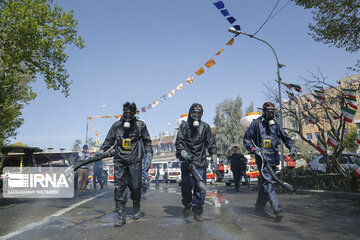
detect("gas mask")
(263, 109), (275, 126)
(122, 110), (135, 129)
(190, 109), (202, 128)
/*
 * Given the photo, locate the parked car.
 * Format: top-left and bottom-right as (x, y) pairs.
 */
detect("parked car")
(223, 165), (259, 186)
(306, 152), (359, 173)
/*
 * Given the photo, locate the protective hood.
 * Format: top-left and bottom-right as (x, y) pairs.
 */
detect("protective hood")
(187, 103), (203, 125)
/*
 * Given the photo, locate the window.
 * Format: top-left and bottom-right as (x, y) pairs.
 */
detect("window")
(303, 103), (309, 110)
(311, 102), (317, 108)
(306, 133), (312, 140)
(290, 121), (298, 129)
(315, 132), (321, 139)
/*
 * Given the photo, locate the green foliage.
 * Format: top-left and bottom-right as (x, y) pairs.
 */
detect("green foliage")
(0, 0), (84, 145)
(292, 0), (360, 70)
(245, 101), (254, 114)
(343, 126), (358, 151)
(214, 95), (246, 155)
(72, 139), (82, 151)
(87, 137), (97, 148)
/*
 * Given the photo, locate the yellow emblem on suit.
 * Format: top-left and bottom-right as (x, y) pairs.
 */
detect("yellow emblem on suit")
(263, 139), (272, 148)
(122, 138), (131, 148)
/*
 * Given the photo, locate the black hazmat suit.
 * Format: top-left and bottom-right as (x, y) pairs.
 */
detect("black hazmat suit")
(175, 103), (217, 213)
(229, 153), (248, 189)
(101, 117), (152, 206)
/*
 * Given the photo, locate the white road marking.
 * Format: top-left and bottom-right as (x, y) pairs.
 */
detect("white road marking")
(0, 193), (104, 240)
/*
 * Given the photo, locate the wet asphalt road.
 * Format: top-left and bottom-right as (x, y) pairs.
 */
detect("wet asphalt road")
(0, 182), (360, 240)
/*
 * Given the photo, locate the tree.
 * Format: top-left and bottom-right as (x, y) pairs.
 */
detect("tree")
(292, 0), (360, 71)
(0, 0), (84, 145)
(343, 126), (359, 151)
(245, 101), (254, 114)
(72, 139), (82, 151)
(265, 70), (360, 173)
(87, 137), (97, 148)
(214, 95), (246, 155)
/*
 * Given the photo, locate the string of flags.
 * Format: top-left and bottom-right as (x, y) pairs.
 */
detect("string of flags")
(137, 37), (236, 114)
(212, 1), (241, 31)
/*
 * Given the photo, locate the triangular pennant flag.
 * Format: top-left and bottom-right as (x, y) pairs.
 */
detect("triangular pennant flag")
(168, 89), (175, 98)
(342, 106), (356, 123)
(95, 130), (98, 137)
(344, 96), (358, 110)
(227, 16), (236, 24)
(195, 67), (204, 76)
(141, 107), (146, 113)
(316, 136), (327, 154)
(205, 59), (216, 68)
(314, 90), (325, 100)
(159, 95), (166, 103)
(327, 132), (339, 148)
(185, 76), (194, 85)
(88, 117), (93, 120)
(213, 1), (225, 9)
(216, 48), (224, 56)
(114, 115), (120, 119)
(146, 104), (152, 110)
(287, 83), (302, 92)
(314, 85), (325, 92)
(152, 100), (159, 108)
(96, 138), (100, 145)
(226, 38), (234, 46)
(312, 94), (325, 105)
(287, 91), (298, 104)
(220, 9), (229, 17)
(176, 83), (184, 90)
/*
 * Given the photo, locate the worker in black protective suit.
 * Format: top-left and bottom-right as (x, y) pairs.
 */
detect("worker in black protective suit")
(228, 146), (250, 192)
(175, 103), (217, 222)
(243, 102), (297, 222)
(95, 102), (152, 227)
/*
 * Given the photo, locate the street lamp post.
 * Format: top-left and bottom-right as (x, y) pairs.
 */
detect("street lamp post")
(228, 27), (285, 171)
(86, 104), (107, 145)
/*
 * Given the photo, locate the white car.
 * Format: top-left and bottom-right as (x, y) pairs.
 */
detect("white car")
(306, 152), (359, 173)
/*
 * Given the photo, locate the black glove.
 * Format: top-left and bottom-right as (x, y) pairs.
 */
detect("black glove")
(290, 148), (297, 159)
(94, 149), (104, 157)
(181, 150), (193, 164)
(211, 155), (218, 172)
(252, 147), (261, 157)
(144, 153), (152, 172)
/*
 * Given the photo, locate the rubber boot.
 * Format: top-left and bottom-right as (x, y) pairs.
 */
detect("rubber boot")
(182, 207), (191, 218)
(194, 213), (203, 222)
(133, 201), (141, 220)
(114, 202), (126, 227)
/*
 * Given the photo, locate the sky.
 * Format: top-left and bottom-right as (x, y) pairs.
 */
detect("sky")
(11, 0), (359, 150)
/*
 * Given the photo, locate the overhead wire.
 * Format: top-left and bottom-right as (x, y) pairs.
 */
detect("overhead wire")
(252, 0), (291, 37)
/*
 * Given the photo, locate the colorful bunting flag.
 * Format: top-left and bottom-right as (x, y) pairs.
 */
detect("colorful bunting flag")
(314, 90), (325, 100)
(353, 158), (360, 179)
(233, 25), (241, 31)
(312, 94), (325, 105)
(227, 17), (236, 24)
(327, 132), (339, 148)
(168, 89), (175, 98)
(146, 104), (152, 110)
(152, 100), (159, 108)
(213, 1), (225, 9)
(205, 59), (216, 68)
(307, 111), (316, 124)
(195, 67), (204, 76)
(176, 83), (184, 90)
(344, 96), (358, 110)
(314, 85), (325, 92)
(286, 83), (302, 92)
(342, 106), (356, 123)
(316, 136), (327, 154)
(226, 38), (234, 46)
(96, 138), (100, 145)
(287, 91), (298, 104)
(185, 76), (194, 85)
(220, 9), (229, 16)
(216, 48), (224, 55)
(141, 107), (146, 113)
(303, 95), (311, 102)
(159, 95), (166, 103)
(342, 88), (356, 99)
